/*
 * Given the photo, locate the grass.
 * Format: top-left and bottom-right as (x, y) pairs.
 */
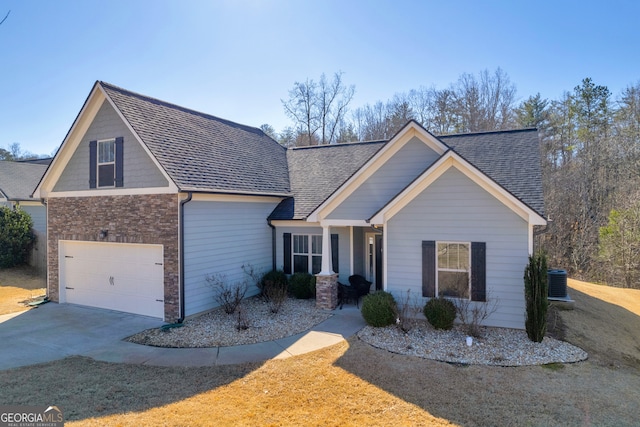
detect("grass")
(1, 268), (639, 425)
(0, 265), (46, 315)
(541, 362), (565, 371)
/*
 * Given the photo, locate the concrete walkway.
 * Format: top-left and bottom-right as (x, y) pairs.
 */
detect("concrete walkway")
(0, 302), (366, 370)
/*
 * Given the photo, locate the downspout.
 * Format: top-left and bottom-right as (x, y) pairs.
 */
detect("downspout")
(40, 198), (49, 301)
(267, 219), (276, 271)
(178, 191), (193, 323)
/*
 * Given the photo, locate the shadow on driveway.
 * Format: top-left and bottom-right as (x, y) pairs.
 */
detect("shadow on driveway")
(0, 303), (164, 370)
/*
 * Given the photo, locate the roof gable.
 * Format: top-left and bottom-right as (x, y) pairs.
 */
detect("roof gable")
(100, 82), (290, 196)
(36, 82), (291, 198)
(306, 121), (447, 222)
(441, 128), (545, 217)
(369, 150), (546, 225)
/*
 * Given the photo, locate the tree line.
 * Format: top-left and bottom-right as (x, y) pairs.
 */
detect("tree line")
(272, 69), (640, 288)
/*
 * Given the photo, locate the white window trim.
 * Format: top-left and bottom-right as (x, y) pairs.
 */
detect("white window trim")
(436, 241), (471, 299)
(292, 234), (322, 274)
(97, 138), (116, 188)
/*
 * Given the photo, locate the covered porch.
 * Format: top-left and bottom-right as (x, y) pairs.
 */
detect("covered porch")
(273, 221), (384, 309)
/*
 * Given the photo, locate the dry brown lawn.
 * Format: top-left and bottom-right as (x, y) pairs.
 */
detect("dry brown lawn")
(0, 266), (46, 315)
(0, 268), (639, 426)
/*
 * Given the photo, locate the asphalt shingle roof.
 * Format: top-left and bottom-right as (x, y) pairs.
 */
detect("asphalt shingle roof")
(441, 128), (545, 217)
(0, 161), (48, 201)
(95, 83), (543, 220)
(100, 82), (290, 196)
(271, 128), (545, 220)
(269, 141), (386, 220)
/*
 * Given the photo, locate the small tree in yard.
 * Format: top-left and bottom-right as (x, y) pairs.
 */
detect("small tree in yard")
(259, 270), (289, 313)
(524, 252), (549, 343)
(205, 273), (248, 314)
(0, 206), (35, 268)
(446, 273), (498, 337)
(453, 294), (499, 338)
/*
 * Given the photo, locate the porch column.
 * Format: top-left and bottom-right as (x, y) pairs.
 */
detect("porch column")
(319, 224), (334, 275)
(316, 223), (338, 310)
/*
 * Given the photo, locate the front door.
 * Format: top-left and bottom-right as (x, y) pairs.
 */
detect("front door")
(365, 232), (383, 290)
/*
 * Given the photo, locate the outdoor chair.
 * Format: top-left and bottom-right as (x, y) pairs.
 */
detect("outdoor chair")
(338, 282), (358, 309)
(348, 274), (372, 305)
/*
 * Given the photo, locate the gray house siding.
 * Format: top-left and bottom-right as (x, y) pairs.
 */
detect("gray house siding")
(327, 137), (440, 220)
(21, 204), (46, 234)
(53, 100), (169, 192)
(385, 168), (529, 329)
(275, 225), (350, 283)
(183, 199), (280, 317)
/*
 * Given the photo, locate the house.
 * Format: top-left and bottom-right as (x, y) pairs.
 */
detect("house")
(34, 81), (546, 329)
(0, 160), (50, 274)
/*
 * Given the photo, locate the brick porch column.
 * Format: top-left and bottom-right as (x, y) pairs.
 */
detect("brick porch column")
(316, 273), (338, 310)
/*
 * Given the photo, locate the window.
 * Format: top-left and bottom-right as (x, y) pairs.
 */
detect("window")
(89, 137), (123, 189)
(97, 139), (115, 187)
(437, 242), (470, 298)
(293, 234), (322, 274)
(283, 233), (339, 275)
(423, 240), (485, 301)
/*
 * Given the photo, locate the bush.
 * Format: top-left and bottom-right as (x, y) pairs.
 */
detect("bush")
(0, 206), (35, 268)
(260, 270), (288, 293)
(524, 252), (549, 342)
(205, 273), (247, 314)
(260, 270), (288, 313)
(423, 297), (456, 330)
(361, 291), (397, 327)
(289, 272), (316, 299)
(451, 294), (499, 337)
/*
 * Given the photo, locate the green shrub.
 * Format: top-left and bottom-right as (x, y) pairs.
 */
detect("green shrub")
(289, 272), (316, 299)
(524, 252), (549, 342)
(423, 297), (456, 330)
(0, 206), (35, 268)
(361, 291), (397, 327)
(260, 270), (288, 293)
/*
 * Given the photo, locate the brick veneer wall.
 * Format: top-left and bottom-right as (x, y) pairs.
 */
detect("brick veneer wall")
(47, 194), (180, 321)
(315, 273), (338, 310)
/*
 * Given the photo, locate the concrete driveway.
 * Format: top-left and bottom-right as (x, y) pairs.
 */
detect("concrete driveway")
(0, 303), (163, 370)
(0, 302), (366, 371)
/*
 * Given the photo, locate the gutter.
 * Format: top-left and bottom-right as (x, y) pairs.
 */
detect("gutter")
(177, 191), (193, 323)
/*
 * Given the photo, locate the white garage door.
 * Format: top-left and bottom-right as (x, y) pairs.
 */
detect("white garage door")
(59, 241), (164, 319)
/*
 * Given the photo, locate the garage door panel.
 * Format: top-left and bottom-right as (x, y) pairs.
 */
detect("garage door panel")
(66, 287), (163, 318)
(60, 241), (164, 319)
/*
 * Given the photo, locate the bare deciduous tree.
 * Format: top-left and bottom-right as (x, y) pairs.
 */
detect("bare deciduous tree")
(282, 71), (355, 146)
(453, 68), (517, 132)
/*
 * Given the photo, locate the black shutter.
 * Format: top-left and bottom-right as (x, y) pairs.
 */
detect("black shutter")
(283, 233), (292, 274)
(471, 242), (486, 302)
(115, 137), (124, 187)
(331, 234), (339, 274)
(422, 240), (436, 297)
(89, 140), (97, 188)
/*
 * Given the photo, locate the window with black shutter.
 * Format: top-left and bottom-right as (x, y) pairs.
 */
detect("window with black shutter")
(89, 137), (123, 189)
(283, 233), (339, 275)
(422, 240), (486, 301)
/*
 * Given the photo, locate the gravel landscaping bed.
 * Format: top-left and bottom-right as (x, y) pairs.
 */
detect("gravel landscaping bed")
(357, 320), (588, 366)
(126, 297), (333, 348)
(127, 294), (588, 366)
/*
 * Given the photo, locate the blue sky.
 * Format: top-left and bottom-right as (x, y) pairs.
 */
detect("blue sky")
(1, 0), (639, 156)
